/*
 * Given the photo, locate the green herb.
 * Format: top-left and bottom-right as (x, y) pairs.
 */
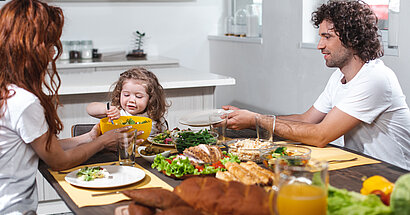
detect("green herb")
(175, 129), (217, 153)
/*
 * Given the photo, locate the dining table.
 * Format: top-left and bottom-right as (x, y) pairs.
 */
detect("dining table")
(37, 129), (409, 215)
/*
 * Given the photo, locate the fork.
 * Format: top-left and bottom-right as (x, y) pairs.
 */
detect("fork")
(328, 157), (358, 163)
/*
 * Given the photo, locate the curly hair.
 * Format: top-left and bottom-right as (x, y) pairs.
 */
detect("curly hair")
(311, 0), (383, 63)
(111, 68), (169, 132)
(0, 0), (64, 150)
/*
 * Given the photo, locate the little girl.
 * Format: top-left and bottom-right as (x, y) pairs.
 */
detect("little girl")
(87, 68), (169, 136)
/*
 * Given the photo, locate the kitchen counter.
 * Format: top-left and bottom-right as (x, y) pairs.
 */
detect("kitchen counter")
(55, 55), (179, 69)
(58, 67), (235, 95)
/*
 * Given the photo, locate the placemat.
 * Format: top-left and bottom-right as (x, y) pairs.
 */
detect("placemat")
(274, 141), (381, 170)
(48, 162), (173, 208)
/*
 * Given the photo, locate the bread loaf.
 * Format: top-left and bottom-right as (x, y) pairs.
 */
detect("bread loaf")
(122, 188), (189, 209)
(128, 202), (156, 215)
(155, 206), (202, 215)
(174, 177), (270, 215)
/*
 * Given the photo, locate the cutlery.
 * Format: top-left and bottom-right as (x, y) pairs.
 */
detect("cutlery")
(328, 157), (358, 163)
(57, 163), (117, 174)
(92, 191), (122, 197)
(106, 102), (114, 124)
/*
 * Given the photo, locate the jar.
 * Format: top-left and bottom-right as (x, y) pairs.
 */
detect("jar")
(69, 40), (81, 60)
(60, 41), (71, 60)
(80, 40), (93, 59)
(234, 9), (248, 37)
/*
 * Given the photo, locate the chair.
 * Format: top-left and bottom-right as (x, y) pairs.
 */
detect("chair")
(71, 124), (95, 137)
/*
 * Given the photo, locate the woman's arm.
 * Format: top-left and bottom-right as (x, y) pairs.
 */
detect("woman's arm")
(58, 124), (100, 150)
(30, 126), (141, 170)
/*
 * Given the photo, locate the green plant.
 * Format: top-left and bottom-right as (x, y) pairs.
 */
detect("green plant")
(135, 30), (146, 51)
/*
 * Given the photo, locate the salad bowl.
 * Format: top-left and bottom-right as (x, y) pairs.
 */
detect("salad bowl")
(100, 116), (152, 140)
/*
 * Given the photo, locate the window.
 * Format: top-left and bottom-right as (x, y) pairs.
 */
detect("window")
(302, 0), (400, 54)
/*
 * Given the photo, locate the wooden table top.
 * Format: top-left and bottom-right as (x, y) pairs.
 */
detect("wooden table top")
(38, 129), (409, 215)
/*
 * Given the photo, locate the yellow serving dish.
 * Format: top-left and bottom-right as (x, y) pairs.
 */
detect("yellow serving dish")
(100, 116), (152, 140)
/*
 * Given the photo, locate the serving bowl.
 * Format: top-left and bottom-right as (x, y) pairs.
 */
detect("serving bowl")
(138, 146), (171, 163)
(260, 144), (311, 170)
(174, 129), (219, 153)
(226, 138), (274, 163)
(100, 116), (152, 141)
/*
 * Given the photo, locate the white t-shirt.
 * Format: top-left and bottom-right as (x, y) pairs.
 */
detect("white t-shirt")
(314, 59), (410, 170)
(0, 85), (48, 214)
(120, 109), (167, 136)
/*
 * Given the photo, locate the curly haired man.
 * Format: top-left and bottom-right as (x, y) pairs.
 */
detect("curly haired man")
(222, 0), (410, 170)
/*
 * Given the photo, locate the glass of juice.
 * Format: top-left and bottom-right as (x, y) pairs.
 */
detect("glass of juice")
(272, 158), (328, 215)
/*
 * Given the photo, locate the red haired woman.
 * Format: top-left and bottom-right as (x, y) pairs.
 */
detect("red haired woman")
(0, 0), (139, 213)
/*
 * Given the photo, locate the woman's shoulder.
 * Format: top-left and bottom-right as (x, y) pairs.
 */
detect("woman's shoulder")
(7, 85), (39, 106)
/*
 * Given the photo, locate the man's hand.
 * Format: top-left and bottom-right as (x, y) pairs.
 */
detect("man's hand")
(226, 109), (258, 130)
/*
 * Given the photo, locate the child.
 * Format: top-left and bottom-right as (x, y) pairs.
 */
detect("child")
(87, 68), (169, 136)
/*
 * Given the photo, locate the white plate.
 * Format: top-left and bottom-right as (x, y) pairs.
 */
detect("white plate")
(147, 137), (175, 147)
(65, 165), (145, 188)
(179, 109), (233, 127)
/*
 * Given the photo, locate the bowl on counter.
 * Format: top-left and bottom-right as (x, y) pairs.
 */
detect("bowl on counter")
(138, 146), (171, 163)
(260, 144), (311, 170)
(100, 116), (152, 141)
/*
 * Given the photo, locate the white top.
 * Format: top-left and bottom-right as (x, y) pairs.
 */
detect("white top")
(120, 109), (166, 136)
(314, 59), (410, 170)
(0, 85), (48, 214)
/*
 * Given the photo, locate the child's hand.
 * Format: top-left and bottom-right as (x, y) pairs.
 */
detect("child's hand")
(106, 106), (120, 120)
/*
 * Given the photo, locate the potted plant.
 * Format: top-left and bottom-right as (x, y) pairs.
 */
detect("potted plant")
(128, 30), (147, 59)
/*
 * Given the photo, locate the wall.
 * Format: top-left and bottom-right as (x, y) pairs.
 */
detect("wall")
(211, 1), (410, 116)
(48, 0), (223, 73)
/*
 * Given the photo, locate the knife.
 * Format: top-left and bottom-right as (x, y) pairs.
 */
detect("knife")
(91, 191), (122, 197)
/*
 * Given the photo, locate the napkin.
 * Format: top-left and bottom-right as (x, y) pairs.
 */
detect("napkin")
(274, 141), (381, 171)
(49, 162), (173, 208)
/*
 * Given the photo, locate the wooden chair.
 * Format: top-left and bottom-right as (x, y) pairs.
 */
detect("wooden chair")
(71, 124), (95, 137)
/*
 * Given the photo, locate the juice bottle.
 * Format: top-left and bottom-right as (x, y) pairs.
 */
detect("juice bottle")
(276, 183), (327, 215)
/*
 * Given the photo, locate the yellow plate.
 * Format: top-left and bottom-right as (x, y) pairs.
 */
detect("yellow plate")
(100, 116), (152, 140)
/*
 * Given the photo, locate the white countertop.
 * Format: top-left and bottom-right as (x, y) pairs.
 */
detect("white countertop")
(58, 67), (235, 95)
(55, 56), (179, 69)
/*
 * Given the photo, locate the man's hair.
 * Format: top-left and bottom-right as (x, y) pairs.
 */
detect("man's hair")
(312, 0), (383, 63)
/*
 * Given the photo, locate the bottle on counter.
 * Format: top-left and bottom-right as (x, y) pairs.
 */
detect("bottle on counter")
(246, 4), (261, 37)
(224, 15), (235, 36)
(80, 40), (93, 59)
(234, 9), (248, 37)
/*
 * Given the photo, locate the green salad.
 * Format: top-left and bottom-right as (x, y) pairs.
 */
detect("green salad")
(76, 166), (108, 181)
(121, 118), (148, 125)
(151, 152), (240, 178)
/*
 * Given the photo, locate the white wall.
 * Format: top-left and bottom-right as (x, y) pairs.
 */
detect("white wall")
(47, 0), (223, 73)
(211, 1), (410, 115)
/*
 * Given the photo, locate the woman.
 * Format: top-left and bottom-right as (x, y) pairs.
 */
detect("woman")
(0, 0), (140, 214)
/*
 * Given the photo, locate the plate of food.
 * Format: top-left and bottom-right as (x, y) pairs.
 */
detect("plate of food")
(225, 138), (274, 163)
(179, 109), (233, 127)
(147, 128), (181, 146)
(65, 165), (145, 188)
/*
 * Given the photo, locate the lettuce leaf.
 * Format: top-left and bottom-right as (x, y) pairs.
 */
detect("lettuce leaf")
(328, 185), (392, 215)
(390, 173), (410, 215)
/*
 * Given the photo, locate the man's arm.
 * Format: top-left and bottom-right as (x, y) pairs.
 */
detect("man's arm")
(275, 106), (360, 147)
(278, 106), (326, 124)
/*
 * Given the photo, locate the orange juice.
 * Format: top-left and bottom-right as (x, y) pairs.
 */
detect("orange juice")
(277, 183), (327, 215)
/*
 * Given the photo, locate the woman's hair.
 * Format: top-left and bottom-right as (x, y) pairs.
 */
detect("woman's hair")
(0, 0), (64, 150)
(111, 68), (169, 132)
(312, 0), (383, 63)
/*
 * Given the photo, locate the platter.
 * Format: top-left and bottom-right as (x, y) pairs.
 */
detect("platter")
(179, 109), (233, 127)
(147, 137), (175, 147)
(65, 165), (145, 188)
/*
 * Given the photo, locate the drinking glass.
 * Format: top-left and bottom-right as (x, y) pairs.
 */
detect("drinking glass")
(255, 114), (275, 143)
(209, 110), (229, 145)
(271, 158), (329, 215)
(118, 132), (136, 166)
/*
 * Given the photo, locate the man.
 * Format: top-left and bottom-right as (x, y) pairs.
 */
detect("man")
(223, 0), (410, 170)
